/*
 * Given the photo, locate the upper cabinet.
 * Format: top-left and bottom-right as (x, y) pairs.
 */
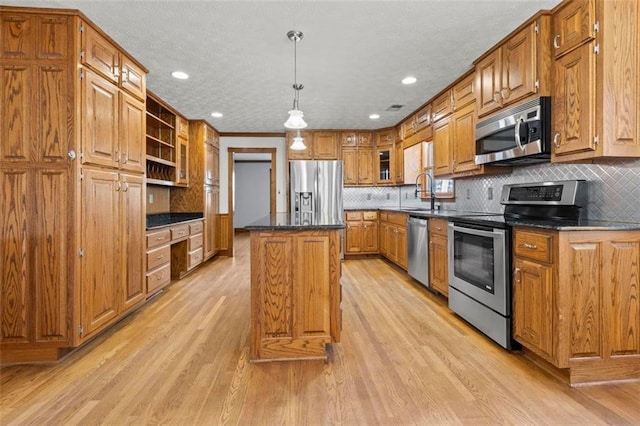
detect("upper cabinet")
(287, 130), (340, 160)
(475, 13), (552, 118)
(552, 0), (596, 57)
(145, 93), (177, 185)
(551, 0), (640, 162)
(81, 22), (146, 102)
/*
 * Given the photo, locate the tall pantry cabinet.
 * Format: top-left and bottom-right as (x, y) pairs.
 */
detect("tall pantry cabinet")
(170, 120), (220, 261)
(0, 7), (148, 363)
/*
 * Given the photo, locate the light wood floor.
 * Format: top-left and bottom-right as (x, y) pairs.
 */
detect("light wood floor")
(2, 234), (640, 425)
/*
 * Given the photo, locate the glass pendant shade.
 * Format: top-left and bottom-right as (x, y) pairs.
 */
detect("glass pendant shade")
(290, 131), (306, 150)
(284, 109), (307, 129)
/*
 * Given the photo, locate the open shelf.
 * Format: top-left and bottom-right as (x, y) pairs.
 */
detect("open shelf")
(145, 93), (178, 186)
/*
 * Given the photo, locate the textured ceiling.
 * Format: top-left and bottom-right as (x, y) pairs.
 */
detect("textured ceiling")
(5, 0), (561, 133)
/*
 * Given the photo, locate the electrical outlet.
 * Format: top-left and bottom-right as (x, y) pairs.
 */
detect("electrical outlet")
(466, 189), (470, 199)
(386, 193), (391, 200)
(487, 187), (493, 200)
(366, 193), (372, 200)
(149, 193), (154, 204)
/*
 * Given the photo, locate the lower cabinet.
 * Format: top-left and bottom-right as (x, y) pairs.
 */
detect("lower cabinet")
(428, 218), (448, 296)
(250, 229), (342, 361)
(145, 219), (204, 296)
(345, 210), (379, 254)
(380, 211), (408, 269)
(80, 168), (145, 341)
(512, 227), (640, 385)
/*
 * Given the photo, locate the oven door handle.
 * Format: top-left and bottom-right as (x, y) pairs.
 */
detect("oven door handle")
(450, 224), (503, 239)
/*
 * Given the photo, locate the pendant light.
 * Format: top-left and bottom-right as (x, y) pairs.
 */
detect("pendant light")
(290, 129), (306, 151)
(284, 30), (308, 132)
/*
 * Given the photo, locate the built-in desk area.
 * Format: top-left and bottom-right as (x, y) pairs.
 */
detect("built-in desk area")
(246, 214), (344, 362)
(146, 213), (205, 294)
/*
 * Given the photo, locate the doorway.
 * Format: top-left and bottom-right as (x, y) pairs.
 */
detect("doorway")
(226, 147), (276, 256)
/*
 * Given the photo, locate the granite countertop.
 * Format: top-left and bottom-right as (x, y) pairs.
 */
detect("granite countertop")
(146, 212), (204, 230)
(506, 218), (640, 231)
(347, 207), (640, 231)
(245, 213), (344, 231)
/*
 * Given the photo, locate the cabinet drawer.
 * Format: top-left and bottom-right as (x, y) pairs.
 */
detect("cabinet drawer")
(429, 218), (448, 236)
(147, 245), (170, 271)
(362, 211), (377, 221)
(147, 229), (171, 249)
(514, 230), (554, 263)
(345, 211), (362, 221)
(387, 212), (407, 226)
(189, 233), (203, 251)
(146, 263), (170, 293)
(171, 224), (189, 241)
(188, 247), (204, 270)
(189, 221), (203, 234)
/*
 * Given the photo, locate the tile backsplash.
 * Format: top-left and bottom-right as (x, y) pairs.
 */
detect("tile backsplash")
(344, 159), (640, 223)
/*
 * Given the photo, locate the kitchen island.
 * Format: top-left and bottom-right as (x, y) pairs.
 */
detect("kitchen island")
(246, 214), (343, 362)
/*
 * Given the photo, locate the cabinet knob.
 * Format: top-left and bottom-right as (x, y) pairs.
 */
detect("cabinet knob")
(553, 34), (560, 49)
(553, 132), (561, 148)
(68, 149), (77, 161)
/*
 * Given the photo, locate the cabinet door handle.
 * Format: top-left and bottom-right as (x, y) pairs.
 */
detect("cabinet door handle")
(156, 255), (164, 260)
(122, 182), (129, 192)
(522, 243), (538, 249)
(553, 132), (561, 148)
(500, 87), (511, 100)
(493, 92), (501, 103)
(112, 65), (120, 78)
(115, 181), (121, 191)
(514, 267), (521, 283)
(156, 237), (165, 241)
(122, 68), (129, 83)
(553, 34), (560, 49)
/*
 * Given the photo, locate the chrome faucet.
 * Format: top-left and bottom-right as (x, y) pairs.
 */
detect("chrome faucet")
(414, 172), (437, 210)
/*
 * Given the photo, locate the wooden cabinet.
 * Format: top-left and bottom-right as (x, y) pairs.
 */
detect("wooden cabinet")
(432, 90), (453, 122)
(145, 219), (204, 294)
(170, 120), (220, 261)
(343, 147), (374, 186)
(375, 128), (396, 146)
(81, 21), (146, 101)
(428, 218), (448, 296)
(475, 14), (551, 118)
(313, 131), (340, 159)
(394, 138), (404, 184)
(452, 72), (476, 111)
(450, 103), (478, 175)
(375, 145), (394, 185)
(379, 211), (408, 270)
(551, 0), (640, 162)
(286, 130), (340, 160)
(344, 211), (378, 254)
(81, 169), (145, 340)
(340, 131), (357, 147)
(513, 229), (556, 362)
(1, 8), (147, 362)
(552, 0), (596, 58)
(250, 229), (341, 361)
(512, 227), (640, 385)
(433, 117), (453, 177)
(175, 116), (189, 186)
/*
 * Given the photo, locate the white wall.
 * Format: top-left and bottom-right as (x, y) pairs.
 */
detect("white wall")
(234, 162), (271, 227)
(219, 136), (287, 214)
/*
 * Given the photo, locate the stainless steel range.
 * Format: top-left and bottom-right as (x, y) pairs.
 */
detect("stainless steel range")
(447, 180), (588, 349)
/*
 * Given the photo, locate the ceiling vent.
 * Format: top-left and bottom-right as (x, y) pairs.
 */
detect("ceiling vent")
(385, 104), (404, 112)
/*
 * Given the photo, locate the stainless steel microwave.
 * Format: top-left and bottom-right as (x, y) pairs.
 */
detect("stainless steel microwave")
(475, 96), (551, 166)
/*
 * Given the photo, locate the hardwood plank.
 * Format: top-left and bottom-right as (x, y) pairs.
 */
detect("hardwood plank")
(1, 234), (640, 425)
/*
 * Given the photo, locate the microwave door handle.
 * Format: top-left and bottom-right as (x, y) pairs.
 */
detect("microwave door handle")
(514, 116), (525, 151)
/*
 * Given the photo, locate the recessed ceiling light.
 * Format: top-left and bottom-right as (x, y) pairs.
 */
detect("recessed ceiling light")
(211, 112), (223, 118)
(171, 71), (189, 80)
(402, 76), (417, 85)
(369, 114), (380, 120)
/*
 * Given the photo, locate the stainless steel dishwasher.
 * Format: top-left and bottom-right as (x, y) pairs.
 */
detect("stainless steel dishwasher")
(407, 216), (429, 288)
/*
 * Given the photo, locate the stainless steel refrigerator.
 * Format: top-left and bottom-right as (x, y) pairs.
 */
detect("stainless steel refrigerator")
(289, 160), (343, 225)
